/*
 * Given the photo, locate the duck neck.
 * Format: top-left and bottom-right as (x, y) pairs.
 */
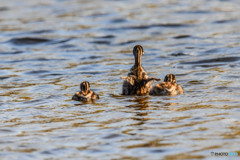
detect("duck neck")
(134, 54), (142, 80)
(134, 54), (141, 68)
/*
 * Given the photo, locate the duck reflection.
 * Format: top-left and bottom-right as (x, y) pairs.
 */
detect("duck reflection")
(126, 96), (150, 109)
(126, 96), (150, 125)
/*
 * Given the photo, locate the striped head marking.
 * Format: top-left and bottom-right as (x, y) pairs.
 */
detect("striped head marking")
(133, 45), (144, 57)
(80, 81), (90, 92)
(164, 74), (176, 83)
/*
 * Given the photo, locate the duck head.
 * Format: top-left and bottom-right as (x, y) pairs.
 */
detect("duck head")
(133, 45), (144, 67)
(80, 81), (90, 95)
(164, 74), (176, 83)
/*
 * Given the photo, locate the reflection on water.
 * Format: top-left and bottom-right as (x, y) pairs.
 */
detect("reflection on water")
(0, 0), (240, 159)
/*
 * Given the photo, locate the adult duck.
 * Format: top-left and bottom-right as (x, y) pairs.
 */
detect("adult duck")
(121, 45), (160, 95)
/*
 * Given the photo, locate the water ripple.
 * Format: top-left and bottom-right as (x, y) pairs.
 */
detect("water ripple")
(0, 0), (240, 159)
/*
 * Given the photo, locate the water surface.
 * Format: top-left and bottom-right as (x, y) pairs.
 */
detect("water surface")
(0, 0), (240, 159)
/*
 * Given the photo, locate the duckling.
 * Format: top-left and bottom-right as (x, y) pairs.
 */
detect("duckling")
(121, 45), (161, 95)
(72, 81), (99, 101)
(150, 74), (183, 96)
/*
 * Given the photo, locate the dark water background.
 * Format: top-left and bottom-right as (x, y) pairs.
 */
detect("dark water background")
(0, 0), (240, 159)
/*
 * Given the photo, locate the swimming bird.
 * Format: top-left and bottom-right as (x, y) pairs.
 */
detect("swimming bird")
(129, 45), (148, 80)
(150, 74), (183, 96)
(121, 45), (160, 95)
(72, 81), (99, 101)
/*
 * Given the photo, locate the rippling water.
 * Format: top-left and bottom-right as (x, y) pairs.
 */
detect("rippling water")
(1, 0), (240, 159)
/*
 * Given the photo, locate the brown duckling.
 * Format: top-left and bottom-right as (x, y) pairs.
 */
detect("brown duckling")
(121, 45), (160, 95)
(150, 74), (183, 96)
(72, 81), (99, 101)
